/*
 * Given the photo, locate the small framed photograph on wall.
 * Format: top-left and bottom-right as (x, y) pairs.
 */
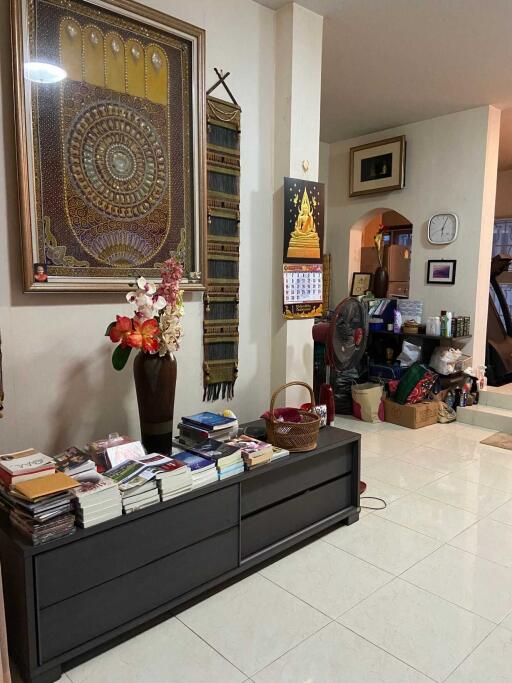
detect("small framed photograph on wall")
(427, 259), (457, 285)
(349, 135), (406, 197)
(350, 272), (372, 296)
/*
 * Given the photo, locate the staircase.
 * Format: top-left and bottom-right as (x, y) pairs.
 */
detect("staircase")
(457, 388), (512, 432)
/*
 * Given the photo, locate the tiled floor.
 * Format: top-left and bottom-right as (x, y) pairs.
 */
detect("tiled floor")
(12, 416), (512, 683)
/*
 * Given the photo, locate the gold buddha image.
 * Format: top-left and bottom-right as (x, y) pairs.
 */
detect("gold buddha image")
(287, 187), (320, 259)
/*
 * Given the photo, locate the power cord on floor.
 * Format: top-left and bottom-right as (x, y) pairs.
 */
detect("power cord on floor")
(359, 496), (387, 511)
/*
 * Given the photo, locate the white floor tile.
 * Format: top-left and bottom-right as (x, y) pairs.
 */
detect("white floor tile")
(361, 476), (411, 506)
(491, 498), (512, 525)
(178, 573), (329, 676)
(453, 460), (512, 493)
(376, 492), (478, 541)
(66, 617), (245, 683)
(260, 539), (391, 618)
(446, 627), (512, 682)
(502, 612), (512, 630)
(362, 432), (416, 457)
(338, 578), (494, 682)
(477, 444), (512, 470)
(417, 474), (511, 516)
(364, 457), (446, 490)
(324, 514), (441, 575)
(450, 518), (512, 567)
(253, 621), (431, 683)
(402, 545), (512, 622)
(429, 434), (484, 456)
(393, 445), (478, 473)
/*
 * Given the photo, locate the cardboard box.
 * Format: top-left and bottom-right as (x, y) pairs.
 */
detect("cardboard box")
(384, 399), (438, 429)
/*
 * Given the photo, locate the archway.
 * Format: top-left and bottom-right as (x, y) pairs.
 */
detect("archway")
(348, 208), (413, 298)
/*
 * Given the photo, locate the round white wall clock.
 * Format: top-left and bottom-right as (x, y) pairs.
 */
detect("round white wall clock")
(427, 213), (459, 244)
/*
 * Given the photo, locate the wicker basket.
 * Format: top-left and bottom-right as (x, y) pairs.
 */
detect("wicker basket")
(265, 382), (321, 453)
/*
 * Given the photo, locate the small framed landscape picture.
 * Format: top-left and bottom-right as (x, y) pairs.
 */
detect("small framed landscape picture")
(350, 272), (372, 296)
(427, 259), (456, 285)
(349, 135), (406, 197)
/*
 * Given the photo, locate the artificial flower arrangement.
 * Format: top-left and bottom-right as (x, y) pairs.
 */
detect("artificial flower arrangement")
(106, 258), (185, 370)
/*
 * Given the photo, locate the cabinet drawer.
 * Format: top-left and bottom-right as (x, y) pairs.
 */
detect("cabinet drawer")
(38, 527), (238, 663)
(241, 475), (351, 559)
(241, 446), (352, 516)
(36, 485), (238, 608)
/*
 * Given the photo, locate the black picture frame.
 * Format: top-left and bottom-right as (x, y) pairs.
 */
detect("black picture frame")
(350, 272), (373, 296)
(426, 259), (457, 285)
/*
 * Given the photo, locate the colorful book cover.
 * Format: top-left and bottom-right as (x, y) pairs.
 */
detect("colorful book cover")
(227, 435), (272, 457)
(174, 452), (216, 471)
(72, 474), (118, 499)
(106, 440), (146, 469)
(53, 446), (92, 471)
(182, 412), (237, 430)
(188, 439), (241, 461)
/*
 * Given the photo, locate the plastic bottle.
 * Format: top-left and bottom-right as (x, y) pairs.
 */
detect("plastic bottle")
(440, 311), (446, 336)
(445, 312), (452, 337)
(434, 316), (441, 336)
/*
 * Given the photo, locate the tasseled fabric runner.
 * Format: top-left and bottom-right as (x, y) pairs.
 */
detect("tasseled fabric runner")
(203, 95), (241, 401)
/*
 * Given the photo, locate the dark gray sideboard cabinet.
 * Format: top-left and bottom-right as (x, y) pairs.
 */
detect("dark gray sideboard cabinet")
(0, 426), (360, 683)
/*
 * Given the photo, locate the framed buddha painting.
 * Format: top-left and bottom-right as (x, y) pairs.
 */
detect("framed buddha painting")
(282, 177), (325, 319)
(11, 0), (207, 292)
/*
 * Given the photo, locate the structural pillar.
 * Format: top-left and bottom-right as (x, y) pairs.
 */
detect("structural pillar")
(271, 2), (323, 406)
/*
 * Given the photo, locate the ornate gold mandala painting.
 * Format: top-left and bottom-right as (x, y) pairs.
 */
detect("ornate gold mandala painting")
(12, 0), (206, 291)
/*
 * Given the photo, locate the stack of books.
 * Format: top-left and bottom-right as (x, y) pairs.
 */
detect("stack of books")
(104, 460), (159, 514)
(53, 446), (97, 482)
(177, 412), (238, 447)
(72, 475), (122, 528)
(174, 452), (218, 489)
(155, 459), (192, 501)
(189, 439), (244, 480)
(121, 481), (160, 514)
(227, 435), (273, 470)
(9, 472), (79, 545)
(0, 449), (56, 492)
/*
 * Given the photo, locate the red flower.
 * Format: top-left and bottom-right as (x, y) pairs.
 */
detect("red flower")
(128, 318), (159, 353)
(109, 316), (132, 348)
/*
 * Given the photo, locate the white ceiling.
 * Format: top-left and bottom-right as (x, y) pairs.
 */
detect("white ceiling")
(255, 0), (512, 168)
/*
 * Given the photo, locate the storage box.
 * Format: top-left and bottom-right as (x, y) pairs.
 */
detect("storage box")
(384, 398), (438, 429)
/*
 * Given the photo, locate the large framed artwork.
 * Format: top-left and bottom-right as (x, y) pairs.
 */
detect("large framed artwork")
(11, 0), (207, 292)
(349, 135), (406, 197)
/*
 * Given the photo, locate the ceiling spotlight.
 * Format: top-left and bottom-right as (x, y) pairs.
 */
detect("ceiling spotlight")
(24, 62), (67, 84)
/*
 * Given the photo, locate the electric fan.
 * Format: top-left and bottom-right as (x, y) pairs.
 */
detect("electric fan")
(313, 297), (369, 372)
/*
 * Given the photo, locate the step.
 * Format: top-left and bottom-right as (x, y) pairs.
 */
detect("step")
(479, 389), (512, 411)
(457, 403), (512, 432)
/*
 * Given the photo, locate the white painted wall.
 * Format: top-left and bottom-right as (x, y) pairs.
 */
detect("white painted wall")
(0, 0), (275, 453)
(326, 106), (500, 367)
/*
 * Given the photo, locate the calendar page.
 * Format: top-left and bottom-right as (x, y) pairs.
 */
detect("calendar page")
(283, 264), (323, 319)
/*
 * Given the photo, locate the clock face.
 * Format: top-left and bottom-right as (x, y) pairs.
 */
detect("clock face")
(428, 213), (458, 244)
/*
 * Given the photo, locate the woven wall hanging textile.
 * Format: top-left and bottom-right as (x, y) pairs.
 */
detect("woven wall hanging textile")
(204, 74), (241, 401)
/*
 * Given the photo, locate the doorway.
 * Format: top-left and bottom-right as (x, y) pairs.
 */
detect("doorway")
(349, 209), (413, 298)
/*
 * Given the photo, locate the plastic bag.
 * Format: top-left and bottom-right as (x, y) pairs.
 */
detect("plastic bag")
(437, 401), (456, 423)
(397, 340), (422, 367)
(352, 383), (384, 422)
(429, 347), (462, 375)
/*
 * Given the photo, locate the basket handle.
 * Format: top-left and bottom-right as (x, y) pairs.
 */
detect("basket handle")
(269, 381), (316, 420)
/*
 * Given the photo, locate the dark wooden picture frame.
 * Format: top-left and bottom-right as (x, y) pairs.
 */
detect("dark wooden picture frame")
(349, 135), (406, 197)
(11, 0), (207, 292)
(350, 272), (372, 296)
(426, 259), (457, 285)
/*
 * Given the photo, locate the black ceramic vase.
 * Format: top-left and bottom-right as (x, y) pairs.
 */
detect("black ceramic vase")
(133, 351), (176, 454)
(373, 266), (389, 298)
